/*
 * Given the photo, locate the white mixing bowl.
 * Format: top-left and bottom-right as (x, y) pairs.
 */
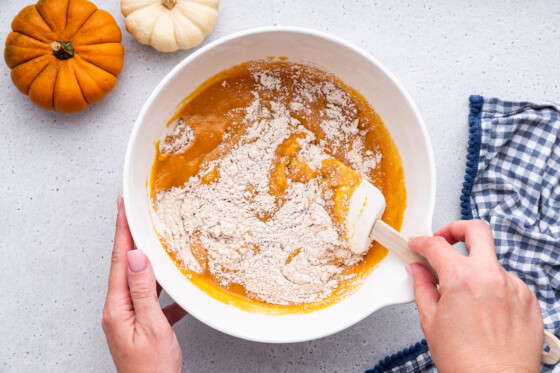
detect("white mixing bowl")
(124, 27), (435, 343)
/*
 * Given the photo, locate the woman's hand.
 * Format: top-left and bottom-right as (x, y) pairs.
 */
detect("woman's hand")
(102, 196), (187, 373)
(408, 220), (543, 373)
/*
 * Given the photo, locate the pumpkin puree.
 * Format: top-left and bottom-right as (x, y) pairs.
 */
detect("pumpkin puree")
(150, 60), (406, 314)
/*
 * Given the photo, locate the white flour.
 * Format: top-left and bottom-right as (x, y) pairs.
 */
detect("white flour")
(155, 63), (382, 305)
(160, 118), (195, 154)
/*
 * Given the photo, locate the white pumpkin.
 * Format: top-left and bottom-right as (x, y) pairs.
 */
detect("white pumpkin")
(121, 0), (219, 52)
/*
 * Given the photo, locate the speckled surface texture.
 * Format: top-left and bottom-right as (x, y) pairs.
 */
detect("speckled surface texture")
(1, 1), (559, 372)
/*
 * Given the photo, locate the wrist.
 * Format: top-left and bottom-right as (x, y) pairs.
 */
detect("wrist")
(454, 363), (538, 373)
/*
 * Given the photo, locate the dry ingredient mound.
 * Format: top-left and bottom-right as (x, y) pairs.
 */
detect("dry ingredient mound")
(154, 63), (382, 305)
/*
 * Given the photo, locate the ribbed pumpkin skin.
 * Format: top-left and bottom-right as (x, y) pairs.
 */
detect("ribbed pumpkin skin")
(4, 0), (124, 114)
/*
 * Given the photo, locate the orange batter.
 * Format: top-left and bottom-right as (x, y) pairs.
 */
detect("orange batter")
(150, 59), (406, 314)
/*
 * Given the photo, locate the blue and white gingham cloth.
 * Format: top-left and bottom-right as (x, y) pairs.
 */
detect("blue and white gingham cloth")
(368, 96), (560, 373)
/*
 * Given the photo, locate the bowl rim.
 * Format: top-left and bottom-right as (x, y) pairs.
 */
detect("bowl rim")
(123, 26), (436, 343)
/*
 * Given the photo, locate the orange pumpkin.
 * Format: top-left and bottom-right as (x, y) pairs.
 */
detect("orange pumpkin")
(4, 0), (124, 114)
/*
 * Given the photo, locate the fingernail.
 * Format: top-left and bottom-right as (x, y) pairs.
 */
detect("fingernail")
(409, 236), (416, 241)
(405, 264), (414, 277)
(127, 250), (146, 273)
(117, 196), (123, 211)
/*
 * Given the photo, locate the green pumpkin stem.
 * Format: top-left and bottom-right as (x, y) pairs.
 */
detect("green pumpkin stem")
(51, 41), (74, 60)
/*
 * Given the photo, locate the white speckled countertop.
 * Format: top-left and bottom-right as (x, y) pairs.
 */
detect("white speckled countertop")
(1, 1), (559, 371)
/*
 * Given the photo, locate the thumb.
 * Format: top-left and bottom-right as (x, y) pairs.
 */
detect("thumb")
(127, 250), (166, 327)
(407, 263), (439, 327)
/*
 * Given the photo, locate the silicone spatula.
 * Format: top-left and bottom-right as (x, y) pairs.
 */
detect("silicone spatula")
(346, 178), (560, 364)
(345, 178), (437, 281)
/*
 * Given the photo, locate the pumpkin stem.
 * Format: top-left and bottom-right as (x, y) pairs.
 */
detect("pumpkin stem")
(51, 41), (75, 60)
(161, 0), (177, 10)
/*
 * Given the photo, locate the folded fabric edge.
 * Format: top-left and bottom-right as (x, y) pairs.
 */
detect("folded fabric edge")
(366, 96), (484, 373)
(460, 95), (484, 220)
(365, 340), (429, 373)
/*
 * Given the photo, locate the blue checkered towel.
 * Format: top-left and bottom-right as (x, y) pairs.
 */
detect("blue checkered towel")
(368, 96), (560, 373)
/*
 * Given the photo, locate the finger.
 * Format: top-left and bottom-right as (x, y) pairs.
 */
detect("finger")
(435, 220), (496, 259)
(157, 283), (162, 298)
(408, 263), (439, 322)
(409, 235), (463, 275)
(127, 250), (167, 327)
(163, 303), (188, 326)
(106, 196), (135, 304)
(507, 272), (537, 305)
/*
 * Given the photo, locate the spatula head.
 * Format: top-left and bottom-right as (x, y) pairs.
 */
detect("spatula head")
(346, 180), (386, 255)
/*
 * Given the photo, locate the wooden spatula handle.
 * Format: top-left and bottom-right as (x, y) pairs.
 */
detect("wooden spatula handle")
(542, 330), (560, 364)
(371, 219), (439, 283)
